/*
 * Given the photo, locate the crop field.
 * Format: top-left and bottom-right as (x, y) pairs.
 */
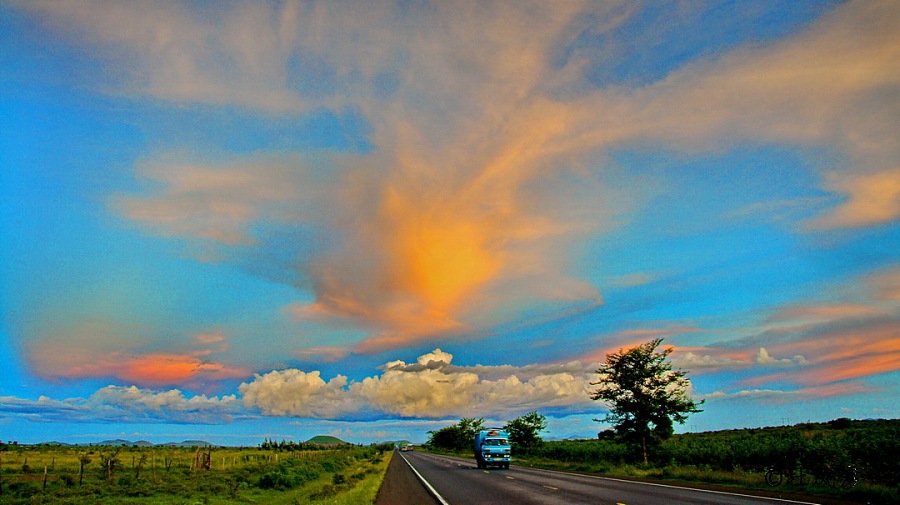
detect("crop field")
(0, 442), (393, 504)
(511, 418), (900, 505)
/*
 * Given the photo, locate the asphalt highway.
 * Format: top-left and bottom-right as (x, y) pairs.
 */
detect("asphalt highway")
(395, 451), (824, 505)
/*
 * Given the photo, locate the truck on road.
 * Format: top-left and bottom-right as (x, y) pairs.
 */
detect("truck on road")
(474, 429), (511, 469)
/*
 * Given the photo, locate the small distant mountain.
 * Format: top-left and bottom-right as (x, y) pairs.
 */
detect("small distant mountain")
(79, 439), (215, 447)
(306, 435), (348, 445)
(158, 440), (215, 447)
(544, 433), (594, 442)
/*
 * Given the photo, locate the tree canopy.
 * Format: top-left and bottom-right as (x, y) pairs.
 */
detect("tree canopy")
(427, 417), (485, 451)
(590, 338), (703, 464)
(504, 411), (547, 451)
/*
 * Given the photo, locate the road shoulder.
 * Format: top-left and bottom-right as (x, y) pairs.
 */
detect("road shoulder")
(375, 451), (442, 505)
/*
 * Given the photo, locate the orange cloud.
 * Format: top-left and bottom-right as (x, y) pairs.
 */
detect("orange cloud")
(35, 350), (249, 387)
(389, 205), (501, 313)
(796, 381), (873, 398)
(808, 169), (900, 229)
(770, 303), (883, 323)
(73, 0), (897, 356)
(745, 320), (900, 388)
(28, 327), (248, 387)
(109, 353), (247, 386)
(577, 326), (702, 365)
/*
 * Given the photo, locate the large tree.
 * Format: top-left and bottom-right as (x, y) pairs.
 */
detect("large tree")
(504, 411), (547, 451)
(590, 338), (703, 464)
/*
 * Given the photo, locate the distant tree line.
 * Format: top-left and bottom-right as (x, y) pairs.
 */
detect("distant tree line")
(258, 439), (348, 452)
(427, 411), (548, 452)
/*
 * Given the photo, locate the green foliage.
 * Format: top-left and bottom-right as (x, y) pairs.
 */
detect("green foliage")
(427, 417), (485, 451)
(664, 419), (900, 487)
(258, 458), (323, 490)
(590, 338), (703, 464)
(0, 443), (392, 504)
(306, 435), (347, 445)
(259, 436), (348, 451)
(96, 448), (122, 481)
(505, 411), (548, 452)
(526, 438), (630, 468)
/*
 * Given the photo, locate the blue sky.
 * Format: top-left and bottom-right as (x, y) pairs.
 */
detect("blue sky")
(1, 0), (898, 445)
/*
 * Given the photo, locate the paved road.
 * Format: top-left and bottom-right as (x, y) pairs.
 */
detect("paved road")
(399, 451), (823, 505)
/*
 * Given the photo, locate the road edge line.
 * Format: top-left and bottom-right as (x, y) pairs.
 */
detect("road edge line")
(399, 451), (452, 505)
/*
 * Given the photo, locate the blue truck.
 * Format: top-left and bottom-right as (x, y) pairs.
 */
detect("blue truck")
(473, 429), (511, 469)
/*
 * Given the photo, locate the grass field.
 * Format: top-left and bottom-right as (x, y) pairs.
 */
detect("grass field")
(0, 443), (392, 504)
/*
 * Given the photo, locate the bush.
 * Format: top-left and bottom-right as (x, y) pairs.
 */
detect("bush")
(256, 458), (322, 490)
(6, 481), (40, 499)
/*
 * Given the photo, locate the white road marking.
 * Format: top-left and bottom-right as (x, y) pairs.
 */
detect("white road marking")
(399, 452), (451, 505)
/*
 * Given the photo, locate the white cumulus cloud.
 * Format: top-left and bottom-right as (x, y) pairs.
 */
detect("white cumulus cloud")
(240, 349), (596, 419)
(755, 347), (808, 367)
(239, 369), (354, 418)
(0, 386), (241, 424)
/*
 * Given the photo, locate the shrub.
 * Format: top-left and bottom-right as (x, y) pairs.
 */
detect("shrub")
(256, 458), (322, 490)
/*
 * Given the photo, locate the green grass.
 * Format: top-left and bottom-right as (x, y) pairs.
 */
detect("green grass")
(0, 444), (393, 504)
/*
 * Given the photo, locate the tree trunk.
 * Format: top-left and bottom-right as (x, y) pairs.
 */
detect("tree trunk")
(642, 435), (648, 466)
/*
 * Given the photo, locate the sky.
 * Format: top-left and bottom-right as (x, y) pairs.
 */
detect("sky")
(1, 0), (898, 446)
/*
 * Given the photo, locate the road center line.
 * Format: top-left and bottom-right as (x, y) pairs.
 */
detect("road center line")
(543, 485), (558, 490)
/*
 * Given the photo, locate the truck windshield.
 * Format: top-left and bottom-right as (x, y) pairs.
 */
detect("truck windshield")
(484, 439), (508, 446)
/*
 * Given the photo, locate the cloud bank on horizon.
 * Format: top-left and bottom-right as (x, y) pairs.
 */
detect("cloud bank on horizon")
(1, 0), (898, 442)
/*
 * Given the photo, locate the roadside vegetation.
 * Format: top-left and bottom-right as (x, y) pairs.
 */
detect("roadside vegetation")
(424, 417), (899, 505)
(0, 440), (393, 504)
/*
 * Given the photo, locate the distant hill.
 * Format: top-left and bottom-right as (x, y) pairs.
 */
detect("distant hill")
(306, 435), (348, 445)
(158, 440), (215, 447)
(544, 433), (595, 442)
(79, 439), (215, 447)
